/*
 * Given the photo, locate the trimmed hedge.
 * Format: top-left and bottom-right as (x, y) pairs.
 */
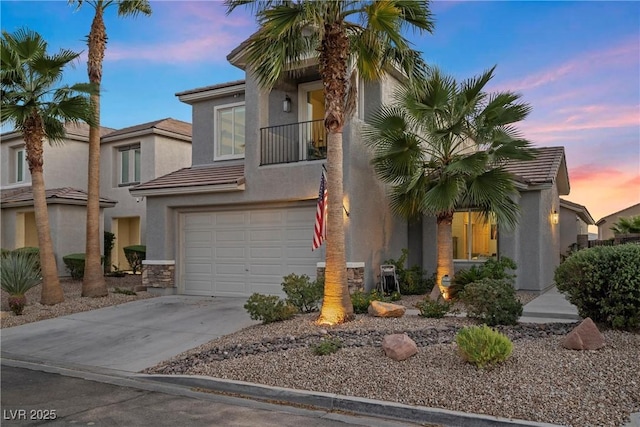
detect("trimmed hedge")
(63, 253), (104, 280)
(123, 245), (146, 274)
(555, 244), (640, 330)
(460, 278), (523, 326)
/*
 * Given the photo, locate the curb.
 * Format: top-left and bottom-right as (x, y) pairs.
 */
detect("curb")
(141, 374), (562, 427)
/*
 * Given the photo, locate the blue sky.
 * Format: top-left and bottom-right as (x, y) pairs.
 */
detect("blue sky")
(1, 0), (639, 224)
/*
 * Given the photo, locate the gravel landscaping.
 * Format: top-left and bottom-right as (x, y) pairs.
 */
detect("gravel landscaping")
(147, 308), (639, 427)
(3, 283), (638, 426)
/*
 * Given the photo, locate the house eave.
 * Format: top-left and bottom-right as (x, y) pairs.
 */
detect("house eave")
(1, 199), (117, 209)
(177, 83), (246, 104)
(101, 128), (191, 144)
(130, 183), (246, 197)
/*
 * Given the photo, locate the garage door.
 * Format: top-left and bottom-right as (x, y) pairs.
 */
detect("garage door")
(181, 206), (323, 297)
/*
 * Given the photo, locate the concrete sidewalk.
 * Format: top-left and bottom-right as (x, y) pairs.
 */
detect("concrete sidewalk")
(1, 295), (258, 372)
(519, 286), (581, 323)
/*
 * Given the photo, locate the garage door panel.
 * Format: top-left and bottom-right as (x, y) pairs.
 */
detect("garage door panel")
(182, 207), (322, 297)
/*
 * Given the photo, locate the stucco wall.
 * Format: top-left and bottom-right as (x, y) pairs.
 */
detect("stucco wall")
(597, 204), (640, 240)
(559, 206), (590, 254)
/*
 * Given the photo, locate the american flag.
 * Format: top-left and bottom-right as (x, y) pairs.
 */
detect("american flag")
(312, 168), (328, 251)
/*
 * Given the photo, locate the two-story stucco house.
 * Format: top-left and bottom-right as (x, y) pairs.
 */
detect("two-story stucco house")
(0, 119), (192, 274)
(132, 39), (576, 297)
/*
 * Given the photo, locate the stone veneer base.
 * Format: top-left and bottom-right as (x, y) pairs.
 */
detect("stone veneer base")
(316, 262), (365, 294)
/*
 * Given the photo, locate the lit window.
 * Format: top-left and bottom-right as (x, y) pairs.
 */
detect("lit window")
(15, 148), (27, 183)
(119, 145), (140, 185)
(215, 103), (245, 160)
(451, 210), (498, 260)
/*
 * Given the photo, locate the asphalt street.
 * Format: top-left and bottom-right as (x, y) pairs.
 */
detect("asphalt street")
(0, 365), (423, 427)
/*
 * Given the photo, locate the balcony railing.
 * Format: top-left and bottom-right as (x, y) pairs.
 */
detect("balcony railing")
(260, 120), (327, 166)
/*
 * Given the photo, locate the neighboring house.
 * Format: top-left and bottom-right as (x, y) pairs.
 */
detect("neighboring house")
(0, 123), (116, 270)
(0, 119), (192, 275)
(133, 39), (576, 296)
(596, 203), (640, 240)
(99, 118), (192, 270)
(558, 198), (595, 254)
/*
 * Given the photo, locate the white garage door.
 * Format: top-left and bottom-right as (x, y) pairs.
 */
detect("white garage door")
(181, 206), (323, 297)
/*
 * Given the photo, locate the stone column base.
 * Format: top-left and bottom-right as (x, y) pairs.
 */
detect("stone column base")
(316, 262), (365, 294)
(142, 260), (176, 295)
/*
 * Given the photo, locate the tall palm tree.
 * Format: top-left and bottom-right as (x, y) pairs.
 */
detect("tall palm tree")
(226, 0), (434, 325)
(1, 28), (96, 305)
(365, 67), (534, 300)
(68, 0), (152, 297)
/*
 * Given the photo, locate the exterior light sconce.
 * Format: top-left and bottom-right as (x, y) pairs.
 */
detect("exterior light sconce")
(283, 95), (291, 113)
(551, 210), (559, 225)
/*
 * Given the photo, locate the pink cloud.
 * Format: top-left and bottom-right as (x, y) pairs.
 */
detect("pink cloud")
(522, 106), (639, 136)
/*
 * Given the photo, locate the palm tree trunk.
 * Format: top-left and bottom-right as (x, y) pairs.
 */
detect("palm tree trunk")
(431, 212), (454, 300)
(317, 21), (353, 325)
(23, 117), (63, 305)
(82, 6), (107, 297)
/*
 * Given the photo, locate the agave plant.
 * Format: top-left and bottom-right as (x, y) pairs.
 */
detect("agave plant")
(1, 251), (42, 315)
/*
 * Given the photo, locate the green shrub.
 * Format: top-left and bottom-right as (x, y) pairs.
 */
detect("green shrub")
(63, 253), (87, 280)
(311, 337), (343, 356)
(244, 293), (297, 324)
(1, 251), (42, 315)
(113, 287), (136, 295)
(460, 278), (522, 326)
(350, 289), (392, 314)
(12, 247), (40, 271)
(383, 249), (433, 295)
(1, 248), (11, 258)
(451, 257), (516, 299)
(456, 325), (513, 369)
(417, 298), (452, 318)
(281, 273), (323, 313)
(103, 231), (116, 274)
(555, 244), (640, 330)
(123, 245), (146, 274)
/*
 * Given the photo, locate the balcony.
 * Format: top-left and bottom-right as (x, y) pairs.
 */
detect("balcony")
(260, 120), (327, 166)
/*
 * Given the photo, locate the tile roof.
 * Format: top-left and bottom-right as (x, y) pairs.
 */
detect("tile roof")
(102, 118), (192, 139)
(1, 187), (116, 206)
(503, 146), (565, 185)
(1, 122), (116, 142)
(130, 164), (245, 193)
(560, 198), (595, 225)
(175, 80), (245, 98)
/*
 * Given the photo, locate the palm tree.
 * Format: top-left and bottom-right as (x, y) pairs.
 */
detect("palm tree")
(226, 0), (434, 325)
(611, 215), (640, 235)
(68, 0), (152, 297)
(1, 28), (96, 305)
(364, 67), (534, 300)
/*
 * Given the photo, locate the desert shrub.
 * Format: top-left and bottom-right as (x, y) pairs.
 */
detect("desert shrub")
(244, 293), (297, 324)
(555, 244), (640, 330)
(63, 253), (87, 280)
(456, 325), (513, 369)
(383, 249), (433, 295)
(1, 248), (11, 258)
(113, 287), (136, 295)
(311, 337), (343, 356)
(12, 247), (40, 271)
(460, 278), (522, 326)
(123, 245), (146, 274)
(103, 231), (116, 274)
(417, 298), (452, 318)
(281, 273), (323, 313)
(451, 257), (517, 299)
(1, 251), (42, 315)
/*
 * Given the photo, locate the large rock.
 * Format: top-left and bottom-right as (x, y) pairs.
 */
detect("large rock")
(562, 317), (606, 350)
(368, 300), (406, 318)
(382, 334), (418, 361)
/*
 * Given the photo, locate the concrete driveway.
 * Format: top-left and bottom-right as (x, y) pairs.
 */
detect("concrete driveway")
(1, 296), (258, 372)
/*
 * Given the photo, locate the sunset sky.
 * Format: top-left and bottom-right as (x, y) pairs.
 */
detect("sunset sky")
(1, 1), (638, 226)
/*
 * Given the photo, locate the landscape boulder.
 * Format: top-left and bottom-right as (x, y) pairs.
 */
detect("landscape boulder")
(382, 333), (418, 361)
(368, 300), (406, 318)
(562, 317), (606, 350)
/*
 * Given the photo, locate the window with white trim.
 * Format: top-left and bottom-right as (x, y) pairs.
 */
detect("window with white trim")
(451, 210), (498, 260)
(15, 148), (27, 183)
(119, 145), (140, 186)
(214, 103), (245, 160)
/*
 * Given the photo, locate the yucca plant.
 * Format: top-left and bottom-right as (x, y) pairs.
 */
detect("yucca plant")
(1, 251), (42, 315)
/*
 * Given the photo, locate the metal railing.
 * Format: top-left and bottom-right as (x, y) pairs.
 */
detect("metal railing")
(260, 120), (327, 165)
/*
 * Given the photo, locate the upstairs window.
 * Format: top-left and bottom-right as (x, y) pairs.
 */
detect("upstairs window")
(119, 145), (140, 186)
(215, 103), (245, 160)
(452, 210), (498, 260)
(15, 148), (27, 183)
